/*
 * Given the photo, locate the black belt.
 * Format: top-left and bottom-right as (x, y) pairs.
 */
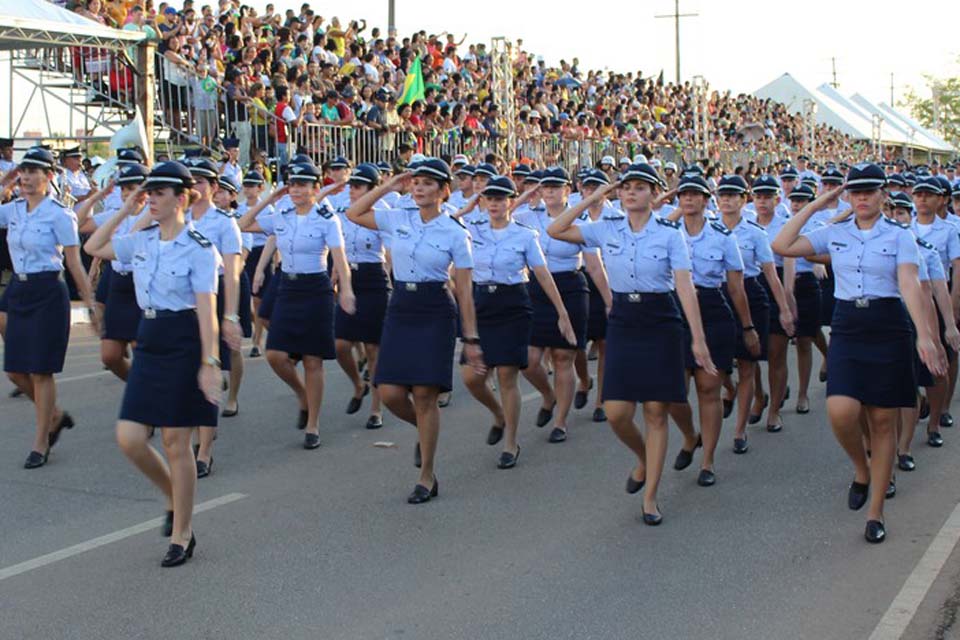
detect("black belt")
(474, 283), (525, 293)
(837, 297), (900, 309)
(280, 271), (327, 281)
(695, 285), (722, 292)
(744, 276), (759, 284)
(348, 261), (386, 271)
(612, 292), (672, 303)
(394, 280), (447, 292)
(143, 308), (195, 319)
(14, 271), (63, 282)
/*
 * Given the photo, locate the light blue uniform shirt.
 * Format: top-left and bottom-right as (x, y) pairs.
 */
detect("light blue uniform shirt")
(756, 212), (790, 268)
(579, 212), (690, 293)
(725, 216), (774, 279)
(448, 190), (473, 210)
(392, 193), (458, 217)
(804, 217), (920, 300)
(0, 195), (79, 273)
(680, 218), (744, 288)
(917, 237), (944, 282)
(334, 203), (387, 264)
(795, 211), (831, 273)
(189, 204), (243, 276)
(378, 191), (401, 208)
(373, 209), (472, 281)
(258, 200), (344, 274)
(910, 216), (960, 273)
(112, 222), (221, 311)
(92, 206), (148, 273)
(327, 186), (352, 212)
(514, 206), (594, 273)
(466, 218), (545, 284)
(237, 201), (272, 248)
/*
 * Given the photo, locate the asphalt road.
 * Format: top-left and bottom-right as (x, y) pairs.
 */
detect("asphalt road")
(2, 330), (960, 640)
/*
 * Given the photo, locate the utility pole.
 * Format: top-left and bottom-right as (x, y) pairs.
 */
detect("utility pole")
(388, 0), (396, 37)
(890, 73), (894, 105)
(655, 0), (698, 84)
(830, 57), (838, 89)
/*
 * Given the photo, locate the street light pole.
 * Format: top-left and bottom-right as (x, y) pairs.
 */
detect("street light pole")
(388, 0), (396, 37)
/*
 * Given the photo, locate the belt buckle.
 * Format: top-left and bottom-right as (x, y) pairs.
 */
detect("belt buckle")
(855, 297), (869, 309)
(628, 293), (642, 303)
(349, 262), (359, 270)
(17, 273), (26, 281)
(405, 282), (418, 292)
(144, 308), (157, 319)
(487, 284), (498, 293)
(287, 272), (298, 281)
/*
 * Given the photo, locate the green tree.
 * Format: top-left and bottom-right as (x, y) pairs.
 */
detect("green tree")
(900, 76), (960, 148)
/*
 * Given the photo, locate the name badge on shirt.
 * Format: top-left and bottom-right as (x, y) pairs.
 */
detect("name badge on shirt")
(133, 252), (147, 263)
(396, 226), (412, 239)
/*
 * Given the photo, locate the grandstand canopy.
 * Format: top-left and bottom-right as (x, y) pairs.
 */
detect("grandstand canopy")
(0, 0), (144, 50)
(754, 73), (875, 140)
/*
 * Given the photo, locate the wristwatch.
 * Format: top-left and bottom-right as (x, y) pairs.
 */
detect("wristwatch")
(224, 314), (240, 323)
(204, 355), (222, 368)
(461, 336), (481, 346)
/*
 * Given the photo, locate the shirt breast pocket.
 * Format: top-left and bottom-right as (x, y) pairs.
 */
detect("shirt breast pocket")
(695, 248), (725, 275)
(867, 242), (898, 270)
(603, 242), (624, 258)
(154, 263), (191, 294)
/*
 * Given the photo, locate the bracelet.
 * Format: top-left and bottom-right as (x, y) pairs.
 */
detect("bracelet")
(203, 355), (222, 368)
(743, 325), (756, 332)
(461, 336), (481, 346)
(224, 314), (240, 323)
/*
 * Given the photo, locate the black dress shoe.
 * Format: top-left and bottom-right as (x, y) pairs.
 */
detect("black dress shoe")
(766, 418), (783, 433)
(47, 412), (75, 448)
(865, 520), (886, 544)
(733, 437), (749, 454)
(196, 458), (213, 478)
(898, 454), (916, 472)
(161, 534), (196, 567)
(919, 396), (930, 420)
(407, 477), (438, 504)
(642, 507), (663, 526)
(162, 510), (174, 537)
(928, 431), (944, 448)
(784, 385), (791, 401)
(574, 378), (593, 409)
(249, 346), (261, 358)
(796, 399), (810, 414)
(886, 480), (896, 499)
(297, 409), (308, 430)
(346, 384), (370, 415)
(9, 387), (24, 398)
(414, 442), (422, 468)
(941, 413), (954, 428)
(535, 405), (555, 428)
(722, 398), (734, 419)
(363, 369), (370, 382)
(365, 415), (383, 430)
(548, 427), (567, 443)
(486, 424), (504, 446)
(497, 448), (520, 469)
(697, 469), (716, 487)
(819, 369), (828, 383)
(748, 394), (768, 424)
(221, 403), (239, 417)
(438, 392), (452, 408)
(673, 435), (702, 471)
(592, 407), (607, 422)
(23, 450), (48, 469)
(625, 472), (645, 494)
(303, 433), (321, 450)
(848, 481), (869, 510)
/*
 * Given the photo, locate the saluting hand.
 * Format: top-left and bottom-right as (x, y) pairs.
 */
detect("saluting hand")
(269, 185), (289, 204)
(654, 187), (678, 208)
(198, 362), (222, 405)
(388, 171), (413, 193)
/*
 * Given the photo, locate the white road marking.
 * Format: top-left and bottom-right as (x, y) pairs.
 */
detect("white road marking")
(869, 501), (960, 639)
(0, 493), (247, 582)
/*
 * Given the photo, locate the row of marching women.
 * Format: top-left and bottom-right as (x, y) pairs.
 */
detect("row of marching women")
(0, 145), (955, 573)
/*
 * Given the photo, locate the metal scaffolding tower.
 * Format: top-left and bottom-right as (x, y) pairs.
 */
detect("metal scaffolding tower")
(490, 37), (516, 162)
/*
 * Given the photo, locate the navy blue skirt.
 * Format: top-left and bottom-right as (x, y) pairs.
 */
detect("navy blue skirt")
(375, 282), (457, 391)
(820, 266), (836, 327)
(529, 270), (588, 350)
(467, 283), (532, 368)
(4, 273), (70, 374)
(724, 276), (770, 362)
(0, 278), (9, 312)
(244, 245), (274, 296)
(120, 309), (218, 427)
(604, 292), (687, 403)
(793, 272), (822, 338)
(95, 261), (112, 305)
(682, 287), (736, 372)
(759, 267), (791, 337)
(257, 263), (281, 321)
(266, 272), (336, 358)
(102, 271), (141, 342)
(584, 268), (608, 341)
(335, 262), (390, 344)
(827, 299), (915, 407)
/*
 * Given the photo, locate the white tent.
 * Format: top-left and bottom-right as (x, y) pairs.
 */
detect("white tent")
(849, 94), (953, 153)
(0, 0), (143, 50)
(754, 73), (874, 139)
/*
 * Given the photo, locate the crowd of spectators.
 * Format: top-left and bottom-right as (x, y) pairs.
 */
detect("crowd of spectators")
(56, 0), (864, 170)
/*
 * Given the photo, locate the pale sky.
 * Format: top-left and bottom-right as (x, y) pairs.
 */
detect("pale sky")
(300, 0), (960, 108)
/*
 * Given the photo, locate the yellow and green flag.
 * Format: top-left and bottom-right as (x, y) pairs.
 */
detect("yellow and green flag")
(399, 56), (425, 105)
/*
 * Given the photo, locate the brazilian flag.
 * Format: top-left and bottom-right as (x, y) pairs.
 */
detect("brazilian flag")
(399, 56), (426, 105)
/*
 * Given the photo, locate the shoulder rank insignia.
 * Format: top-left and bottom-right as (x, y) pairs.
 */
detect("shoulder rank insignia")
(746, 219), (764, 230)
(655, 217), (680, 229)
(188, 229), (212, 247)
(710, 221), (732, 235)
(882, 216), (909, 230)
(917, 237), (935, 251)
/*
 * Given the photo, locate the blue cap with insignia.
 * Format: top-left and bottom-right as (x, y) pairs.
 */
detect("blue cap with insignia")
(843, 164), (885, 191)
(116, 163), (148, 185)
(411, 157), (453, 183)
(886, 173), (906, 187)
(474, 163), (498, 178)
(751, 174), (780, 193)
(779, 165), (799, 180)
(455, 164), (476, 177)
(287, 162), (322, 183)
(117, 148), (146, 165)
(217, 174), (240, 193)
(787, 183), (816, 201)
(143, 161), (195, 191)
(349, 163), (381, 186)
(619, 163), (661, 187)
(539, 166), (571, 186)
(677, 172), (711, 195)
(183, 157), (220, 179)
(242, 171), (264, 186)
(512, 163), (532, 179)
(912, 176), (943, 195)
(328, 155), (350, 170)
(891, 192), (913, 209)
(821, 166), (845, 184)
(716, 174), (749, 194)
(18, 147), (56, 170)
(482, 176), (517, 197)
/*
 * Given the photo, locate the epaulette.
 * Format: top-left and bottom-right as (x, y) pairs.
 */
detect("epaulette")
(883, 216), (909, 230)
(188, 229), (212, 247)
(279, 206), (296, 216)
(448, 215), (467, 230)
(530, 206), (546, 213)
(144, 222), (160, 231)
(655, 217), (680, 229)
(917, 237), (935, 251)
(577, 211), (589, 221)
(51, 198), (67, 208)
(469, 218), (488, 226)
(710, 221), (732, 235)
(834, 216), (854, 223)
(14, 197), (24, 203)
(514, 221), (534, 230)
(217, 207), (233, 218)
(316, 204), (333, 219)
(602, 213), (625, 221)
(746, 219), (764, 230)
